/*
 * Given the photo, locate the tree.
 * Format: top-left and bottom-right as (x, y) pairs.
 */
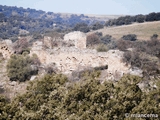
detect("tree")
(73, 23), (90, 33)
(146, 12), (157, 21)
(136, 15), (145, 23)
(91, 22), (104, 30)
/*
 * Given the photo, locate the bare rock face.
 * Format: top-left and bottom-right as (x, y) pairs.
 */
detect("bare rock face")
(64, 31), (86, 49)
(129, 67), (143, 77)
(32, 41), (43, 51)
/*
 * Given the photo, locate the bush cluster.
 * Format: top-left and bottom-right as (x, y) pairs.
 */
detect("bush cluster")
(106, 12), (160, 27)
(122, 39), (160, 77)
(87, 33), (117, 50)
(0, 73), (160, 119)
(121, 34), (137, 41)
(7, 54), (39, 82)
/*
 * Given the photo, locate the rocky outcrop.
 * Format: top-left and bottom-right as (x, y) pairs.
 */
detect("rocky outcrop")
(0, 40), (13, 59)
(64, 31), (86, 49)
(43, 36), (53, 49)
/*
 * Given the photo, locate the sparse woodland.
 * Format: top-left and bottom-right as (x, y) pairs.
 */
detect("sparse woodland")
(0, 5), (160, 120)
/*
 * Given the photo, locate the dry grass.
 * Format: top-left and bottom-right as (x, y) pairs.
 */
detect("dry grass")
(90, 21), (160, 40)
(85, 14), (121, 21)
(60, 13), (121, 21)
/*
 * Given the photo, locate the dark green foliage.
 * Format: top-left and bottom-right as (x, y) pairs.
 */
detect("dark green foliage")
(91, 22), (104, 30)
(0, 13), (5, 22)
(95, 32), (103, 37)
(0, 74), (160, 119)
(73, 23), (90, 33)
(71, 68), (101, 81)
(151, 34), (158, 40)
(87, 33), (116, 50)
(105, 12), (160, 27)
(0, 5), (94, 39)
(146, 12), (160, 21)
(0, 74), (160, 120)
(122, 34), (137, 41)
(7, 54), (39, 82)
(124, 51), (159, 77)
(101, 34), (112, 44)
(123, 39), (160, 77)
(135, 14), (146, 23)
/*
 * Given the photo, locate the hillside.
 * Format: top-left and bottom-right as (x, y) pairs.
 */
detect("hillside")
(93, 21), (160, 40)
(0, 5), (121, 40)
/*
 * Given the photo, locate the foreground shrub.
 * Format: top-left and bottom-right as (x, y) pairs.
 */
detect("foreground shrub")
(70, 68), (101, 81)
(0, 74), (160, 119)
(7, 54), (39, 82)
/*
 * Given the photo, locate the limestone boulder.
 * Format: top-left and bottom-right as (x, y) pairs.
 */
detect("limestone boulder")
(43, 36), (52, 49)
(64, 31), (86, 49)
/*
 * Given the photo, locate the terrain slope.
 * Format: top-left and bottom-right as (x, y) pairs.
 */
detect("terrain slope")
(93, 21), (160, 40)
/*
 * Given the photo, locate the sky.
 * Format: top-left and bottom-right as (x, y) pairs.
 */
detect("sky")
(0, 0), (160, 15)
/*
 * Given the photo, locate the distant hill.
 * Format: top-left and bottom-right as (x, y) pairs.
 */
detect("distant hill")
(0, 5), (121, 40)
(92, 21), (160, 40)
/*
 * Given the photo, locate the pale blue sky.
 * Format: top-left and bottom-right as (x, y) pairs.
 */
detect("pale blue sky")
(0, 0), (159, 15)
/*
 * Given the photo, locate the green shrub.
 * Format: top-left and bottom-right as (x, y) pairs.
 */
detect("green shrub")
(1, 74), (160, 119)
(96, 44), (108, 52)
(7, 54), (39, 82)
(122, 34), (137, 41)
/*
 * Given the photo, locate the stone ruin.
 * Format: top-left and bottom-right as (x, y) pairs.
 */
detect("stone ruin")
(0, 40), (13, 59)
(64, 31), (86, 49)
(35, 31), (86, 49)
(43, 36), (52, 49)
(29, 31), (143, 81)
(43, 36), (65, 49)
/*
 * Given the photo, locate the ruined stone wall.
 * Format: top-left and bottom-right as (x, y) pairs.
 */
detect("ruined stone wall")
(64, 31), (86, 49)
(0, 40), (13, 59)
(30, 45), (133, 80)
